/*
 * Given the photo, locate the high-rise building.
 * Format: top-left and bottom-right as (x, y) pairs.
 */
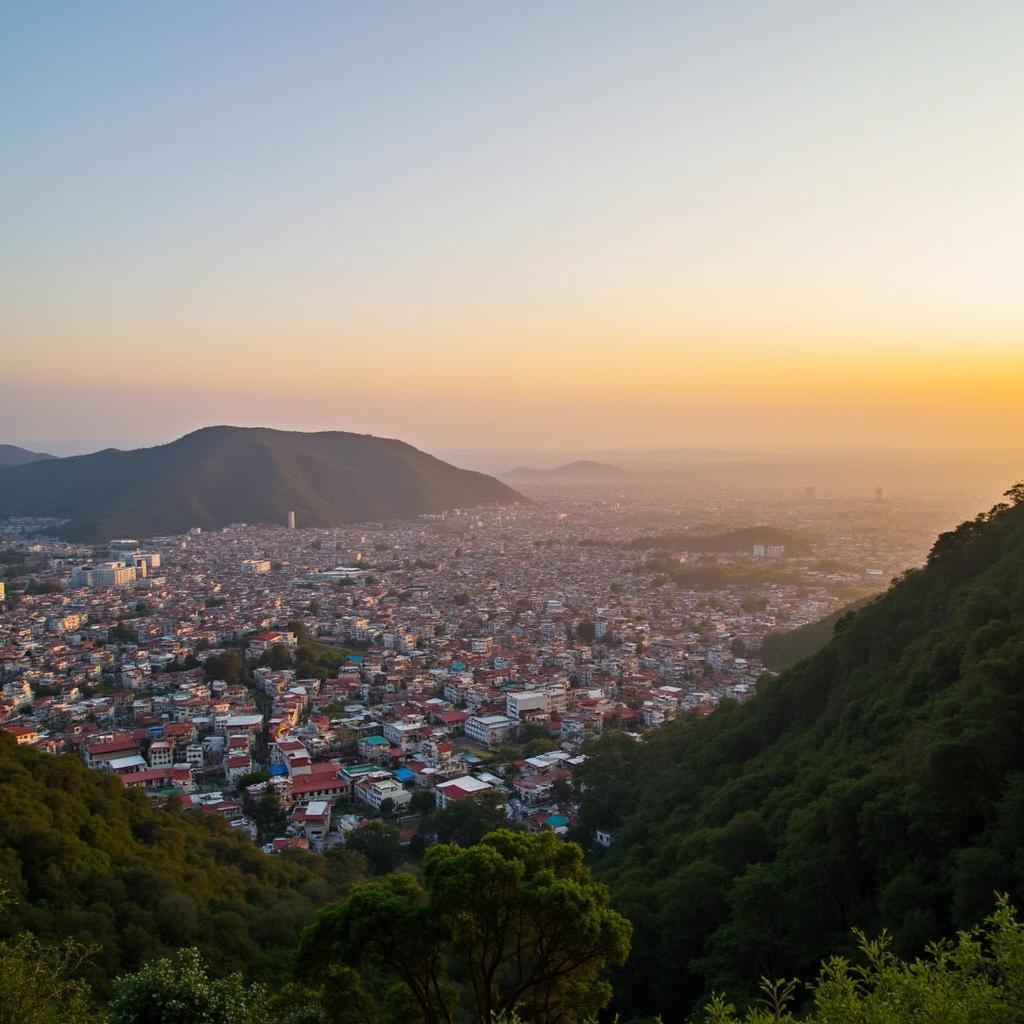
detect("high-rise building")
(287, 510), (296, 530)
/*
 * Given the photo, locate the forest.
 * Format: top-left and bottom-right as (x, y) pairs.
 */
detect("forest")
(577, 484), (1024, 1018)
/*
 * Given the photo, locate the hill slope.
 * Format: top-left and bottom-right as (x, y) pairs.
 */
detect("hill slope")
(0, 444), (55, 467)
(0, 736), (336, 995)
(760, 597), (873, 670)
(578, 484), (1024, 1018)
(0, 426), (524, 541)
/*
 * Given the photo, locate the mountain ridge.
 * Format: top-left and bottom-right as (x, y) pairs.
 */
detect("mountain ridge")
(0, 443), (55, 467)
(0, 425), (524, 542)
(503, 459), (630, 481)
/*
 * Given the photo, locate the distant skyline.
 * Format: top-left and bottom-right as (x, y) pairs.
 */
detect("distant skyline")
(3, 2), (1023, 454)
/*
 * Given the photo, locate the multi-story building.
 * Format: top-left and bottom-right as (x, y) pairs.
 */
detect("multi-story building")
(465, 714), (516, 747)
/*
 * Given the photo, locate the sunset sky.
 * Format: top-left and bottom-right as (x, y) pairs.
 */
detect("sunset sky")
(2, 2), (1022, 457)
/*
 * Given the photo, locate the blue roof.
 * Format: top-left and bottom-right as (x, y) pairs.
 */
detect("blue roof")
(545, 815), (570, 827)
(394, 768), (415, 782)
(269, 764), (288, 776)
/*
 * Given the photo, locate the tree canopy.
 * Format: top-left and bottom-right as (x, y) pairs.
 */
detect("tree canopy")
(298, 829), (631, 1024)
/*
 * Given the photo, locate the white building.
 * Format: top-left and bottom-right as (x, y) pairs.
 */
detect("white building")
(435, 775), (494, 809)
(465, 714), (516, 747)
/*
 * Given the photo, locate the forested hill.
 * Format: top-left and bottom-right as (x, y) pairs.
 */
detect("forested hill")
(578, 484), (1024, 1019)
(0, 737), (337, 996)
(0, 426), (524, 542)
(759, 597), (873, 670)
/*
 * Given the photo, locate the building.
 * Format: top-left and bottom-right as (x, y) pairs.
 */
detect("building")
(292, 800), (330, 849)
(353, 773), (411, 812)
(465, 714), (516, 747)
(70, 562), (138, 588)
(288, 510), (296, 530)
(435, 774), (494, 809)
(506, 690), (549, 721)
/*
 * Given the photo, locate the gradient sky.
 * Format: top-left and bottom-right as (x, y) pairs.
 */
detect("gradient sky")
(2, 1), (1022, 456)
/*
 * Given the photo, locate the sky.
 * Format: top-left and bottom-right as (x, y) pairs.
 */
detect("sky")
(2, 1), (1022, 457)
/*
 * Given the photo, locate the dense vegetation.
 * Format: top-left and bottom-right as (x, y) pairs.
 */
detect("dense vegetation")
(0, 738), (336, 997)
(0, 426), (524, 541)
(759, 598), (873, 670)
(645, 555), (802, 591)
(702, 896), (1024, 1024)
(578, 484), (1024, 1019)
(297, 830), (631, 1024)
(626, 526), (812, 555)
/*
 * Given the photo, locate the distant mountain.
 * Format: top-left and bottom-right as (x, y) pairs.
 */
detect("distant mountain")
(503, 460), (630, 481)
(0, 426), (524, 542)
(0, 444), (55, 467)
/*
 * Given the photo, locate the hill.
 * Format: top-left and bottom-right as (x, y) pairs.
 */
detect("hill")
(760, 597), (874, 670)
(503, 460), (630, 481)
(0, 426), (524, 542)
(578, 483), (1024, 1019)
(627, 525), (814, 555)
(0, 444), (55, 467)
(0, 736), (342, 996)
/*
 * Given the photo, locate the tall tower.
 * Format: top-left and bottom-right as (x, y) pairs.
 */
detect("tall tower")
(287, 510), (296, 530)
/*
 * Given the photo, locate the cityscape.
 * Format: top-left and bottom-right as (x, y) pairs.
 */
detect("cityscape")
(0, 475), (987, 851)
(2, 2), (1023, 1022)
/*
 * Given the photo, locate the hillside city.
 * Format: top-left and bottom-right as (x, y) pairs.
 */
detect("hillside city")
(0, 481), (984, 854)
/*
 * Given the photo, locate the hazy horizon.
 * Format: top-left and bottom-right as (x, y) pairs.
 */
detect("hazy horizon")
(3, 2), (1023, 455)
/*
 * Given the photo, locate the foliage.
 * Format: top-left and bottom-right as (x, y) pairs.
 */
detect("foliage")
(258, 645), (293, 670)
(0, 737), (332, 998)
(106, 948), (268, 1024)
(431, 791), (510, 847)
(579, 486), (1024, 1019)
(759, 598), (873, 671)
(645, 557), (801, 591)
(704, 896), (1024, 1024)
(298, 829), (631, 1024)
(0, 928), (96, 1024)
(627, 526), (813, 555)
(343, 822), (403, 875)
(204, 650), (245, 683)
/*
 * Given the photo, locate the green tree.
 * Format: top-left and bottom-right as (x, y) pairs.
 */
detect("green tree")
(258, 645), (293, 670)
(410, 789), (437, 815)
(298, 874), (452, 1024)
(704, 896), (1024, 1024)
(299, 829), (631, 1024)
(0, 930), (95, 1024)
(106, 948), (268, 1024)
(204, 650), (245, 683)
(343, 822), (402, 876)
(432, 792), (510, 848)
(253, 791), (287, 844)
